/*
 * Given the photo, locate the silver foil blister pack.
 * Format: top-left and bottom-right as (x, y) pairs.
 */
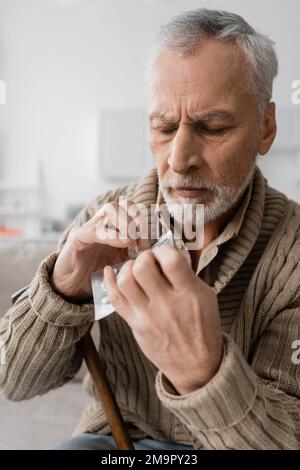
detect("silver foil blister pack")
(91, 230), (189, 321)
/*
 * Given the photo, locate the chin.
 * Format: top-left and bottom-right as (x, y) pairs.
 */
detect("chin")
(169, 190), (212, 205)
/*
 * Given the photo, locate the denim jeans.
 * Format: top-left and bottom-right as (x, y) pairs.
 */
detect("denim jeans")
(50, 433), (195, 450)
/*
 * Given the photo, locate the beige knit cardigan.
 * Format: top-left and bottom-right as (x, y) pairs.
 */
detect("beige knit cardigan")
(1, 166), (300, 450)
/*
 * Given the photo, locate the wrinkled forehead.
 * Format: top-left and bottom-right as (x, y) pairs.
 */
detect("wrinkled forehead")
(147, 38), (251, 112)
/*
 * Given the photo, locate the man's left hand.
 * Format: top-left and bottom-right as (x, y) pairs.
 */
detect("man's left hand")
(103, 245), (223, 395)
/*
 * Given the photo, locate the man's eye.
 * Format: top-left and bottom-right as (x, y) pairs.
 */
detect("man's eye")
(200, 127), (227, 134)
(153, 128), (177, 135)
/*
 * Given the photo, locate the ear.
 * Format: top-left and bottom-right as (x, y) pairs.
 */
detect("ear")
(257, 102), (277, 156)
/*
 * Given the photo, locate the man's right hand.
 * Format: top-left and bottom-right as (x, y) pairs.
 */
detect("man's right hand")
(50, 199), (150, 303)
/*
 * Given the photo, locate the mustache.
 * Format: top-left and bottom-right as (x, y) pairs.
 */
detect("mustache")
(159, 175), (220, 192)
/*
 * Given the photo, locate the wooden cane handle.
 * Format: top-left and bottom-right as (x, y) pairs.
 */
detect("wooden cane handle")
(80, 332), (134, 450)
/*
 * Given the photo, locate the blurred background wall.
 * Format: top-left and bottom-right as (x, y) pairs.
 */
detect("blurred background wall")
(0, 0), (299, 236)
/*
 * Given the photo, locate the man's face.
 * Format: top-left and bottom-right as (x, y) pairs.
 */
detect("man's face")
(148, 38), (265, 223)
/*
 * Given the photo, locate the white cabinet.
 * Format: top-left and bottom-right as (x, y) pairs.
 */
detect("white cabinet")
(0, 181), (43, 239)
(99, 108), (153, 181)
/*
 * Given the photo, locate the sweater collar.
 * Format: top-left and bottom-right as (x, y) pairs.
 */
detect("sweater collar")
(213, 166), (266, 293)
(132, 165), (266, 293)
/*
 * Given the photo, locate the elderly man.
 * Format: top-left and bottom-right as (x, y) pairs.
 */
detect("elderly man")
(1, 9), (300, 450)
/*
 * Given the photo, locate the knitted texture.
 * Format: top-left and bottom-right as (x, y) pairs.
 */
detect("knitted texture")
(1, 166), (300, 449)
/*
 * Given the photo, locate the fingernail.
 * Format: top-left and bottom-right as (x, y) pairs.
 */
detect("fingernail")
(103, 265), (109, 275)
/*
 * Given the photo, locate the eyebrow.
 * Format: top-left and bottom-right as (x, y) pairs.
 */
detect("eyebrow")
(149, 109), (233, 125)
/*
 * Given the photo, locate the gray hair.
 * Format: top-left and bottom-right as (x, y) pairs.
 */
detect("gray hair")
(147, 9), (278, 120)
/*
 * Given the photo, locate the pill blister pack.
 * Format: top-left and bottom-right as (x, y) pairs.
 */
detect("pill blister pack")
(91, 230), (177, 320)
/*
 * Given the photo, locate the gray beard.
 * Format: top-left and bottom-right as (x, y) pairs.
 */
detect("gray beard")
(159, 162), (256, 225)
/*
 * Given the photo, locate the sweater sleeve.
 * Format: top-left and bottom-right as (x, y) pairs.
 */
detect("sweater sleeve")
(155, 305), (300, 450)
(0, 252), (94, 400)
(0, 185), (130, 401)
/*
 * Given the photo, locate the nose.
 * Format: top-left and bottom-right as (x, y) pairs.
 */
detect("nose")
(167, 124), (201, 174)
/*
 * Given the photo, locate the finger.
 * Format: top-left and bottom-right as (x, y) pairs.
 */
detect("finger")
(120, 200), (151, 251)
(92, 200), (150, 249)
(118, 198), (137, 211)
(76, 226), (136, 249)
(116, 259), (148, 307)
(68, 204), (137, 249)
(103, 265), (129, 314)
(94, 202), (135, 240)
(107, 203), (135, 240)
(151, 245), (194, 289)
(96, 223), (137, 248)
(95, 206), (137, 247)
(131, 249), (171, 298)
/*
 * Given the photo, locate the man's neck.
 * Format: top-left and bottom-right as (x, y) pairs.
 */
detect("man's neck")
(188, 191), (246, 272)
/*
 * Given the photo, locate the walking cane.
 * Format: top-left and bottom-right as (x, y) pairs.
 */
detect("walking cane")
(12, 287), (134, 450)
(79, 332), (134, 450)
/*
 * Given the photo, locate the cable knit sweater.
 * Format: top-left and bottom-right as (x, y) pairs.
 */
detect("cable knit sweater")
(0, 165), (300, 450)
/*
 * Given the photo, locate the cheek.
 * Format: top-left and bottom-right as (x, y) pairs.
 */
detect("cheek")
(149, 136), (172, 177)
(205, 133), (257, 186)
